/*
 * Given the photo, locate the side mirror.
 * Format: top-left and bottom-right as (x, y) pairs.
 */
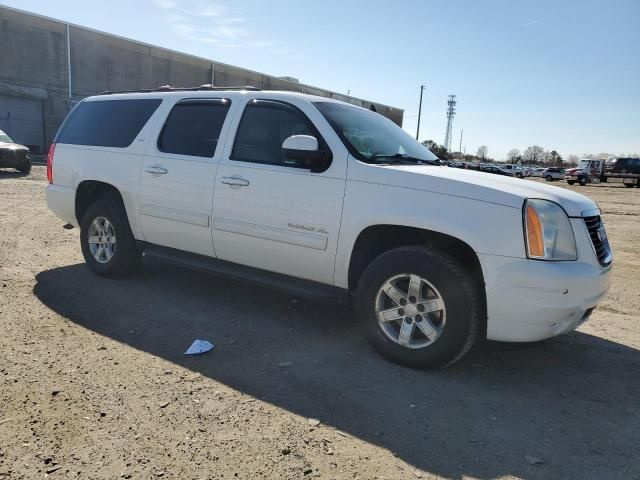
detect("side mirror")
(282, 135), (330, 172)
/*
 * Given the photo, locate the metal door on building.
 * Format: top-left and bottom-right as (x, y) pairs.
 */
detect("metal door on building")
(0, 94), (44, 153)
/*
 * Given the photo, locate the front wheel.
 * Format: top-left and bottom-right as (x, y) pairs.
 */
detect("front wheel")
(80, 194), (141, 277)
(354, 246), (483, 369)
(17, 160), (31, 174)
(578, 176), (588, 186)
(567, 180), (575, 185)
(545, 175), (553, 182)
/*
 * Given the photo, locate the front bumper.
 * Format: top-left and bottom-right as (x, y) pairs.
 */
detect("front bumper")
(0, 149), (30, 168)
(480, 218), (612, 342)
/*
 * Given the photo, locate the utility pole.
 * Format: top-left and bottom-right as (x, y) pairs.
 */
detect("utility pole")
(416, 85), (425, 141)
(459, 129), (463, 154)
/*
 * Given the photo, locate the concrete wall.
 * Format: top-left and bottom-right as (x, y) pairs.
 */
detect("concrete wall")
(0, 5), (404, 153)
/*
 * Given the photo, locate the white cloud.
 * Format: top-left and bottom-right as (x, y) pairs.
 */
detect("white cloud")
(153, 0), (274, 48)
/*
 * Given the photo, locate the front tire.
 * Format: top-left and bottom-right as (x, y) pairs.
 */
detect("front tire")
(579, 176), (588, 186)
(354, 246), (483, 369)
(80, 194), (141, 277)
(17, 160), (31, 174)
(567, 180), (575, 185)
(545, 175), (552, 182)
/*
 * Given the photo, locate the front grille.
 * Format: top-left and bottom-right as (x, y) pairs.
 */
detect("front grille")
(583, 216), (612, 266)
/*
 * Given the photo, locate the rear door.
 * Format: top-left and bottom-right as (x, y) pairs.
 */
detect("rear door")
(211, 97), (348, 285)
(138, 98), (233, 257)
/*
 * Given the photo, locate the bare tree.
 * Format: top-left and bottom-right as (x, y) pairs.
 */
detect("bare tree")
(522, 145), (545, 164)
(507, 148), (521, 163)
(566, 154), (579, 166)
(477, 145), (488, 161)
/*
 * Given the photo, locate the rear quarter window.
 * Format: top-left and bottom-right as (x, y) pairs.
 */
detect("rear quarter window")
(55, 99), (162, 148)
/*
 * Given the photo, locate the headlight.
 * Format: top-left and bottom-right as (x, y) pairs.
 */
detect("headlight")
(524, 199), (577, 260)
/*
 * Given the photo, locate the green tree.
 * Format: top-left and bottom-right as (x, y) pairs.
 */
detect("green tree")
(422, 140), (448, 159)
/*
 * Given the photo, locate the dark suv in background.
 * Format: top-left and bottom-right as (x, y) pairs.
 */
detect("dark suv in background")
(605, 158), (640, 175)
(0, 129), (31, 174)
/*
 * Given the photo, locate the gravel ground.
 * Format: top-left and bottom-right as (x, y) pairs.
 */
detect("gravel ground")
(1, 166), (639, 480)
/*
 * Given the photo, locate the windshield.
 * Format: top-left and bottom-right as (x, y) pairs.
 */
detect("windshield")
(314, 102), (438, 163)
(0, 130), (14, 143)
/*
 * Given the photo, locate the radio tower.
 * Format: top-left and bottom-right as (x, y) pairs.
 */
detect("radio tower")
(444, 94), (456, 152)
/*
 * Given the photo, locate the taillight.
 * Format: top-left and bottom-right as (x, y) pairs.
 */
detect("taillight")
(47, 143), (55, 184)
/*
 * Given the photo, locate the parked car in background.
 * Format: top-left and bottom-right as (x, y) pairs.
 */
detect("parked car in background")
(46, 87), (612, 369)
(542, 167), (565, 181)
(605, 157), (640, 175)
(497, 164), (524, 178)
(483, 165), (513, 176)
(0, 129), (31, 173)
(532, 167), (546, 177)
(521, 167), (533, 177)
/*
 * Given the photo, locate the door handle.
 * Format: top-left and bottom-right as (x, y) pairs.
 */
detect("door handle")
(145, 165), (168, 175)
(221, 176), (250, 187)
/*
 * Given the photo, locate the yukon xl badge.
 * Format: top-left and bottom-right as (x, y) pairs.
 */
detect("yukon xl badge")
(288, 222), (328, 234)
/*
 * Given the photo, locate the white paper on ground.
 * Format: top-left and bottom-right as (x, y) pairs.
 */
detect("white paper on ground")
(184, 339), (214, 355)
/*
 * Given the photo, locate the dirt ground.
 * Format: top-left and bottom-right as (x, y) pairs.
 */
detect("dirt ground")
(1, 166), (638, 480)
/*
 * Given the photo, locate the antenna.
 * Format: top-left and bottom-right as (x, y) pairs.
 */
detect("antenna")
(444, 94), (456, 152)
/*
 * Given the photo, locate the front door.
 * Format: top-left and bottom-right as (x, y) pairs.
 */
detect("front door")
(138, 98), (232, 257)
(212, 98), (347, 285)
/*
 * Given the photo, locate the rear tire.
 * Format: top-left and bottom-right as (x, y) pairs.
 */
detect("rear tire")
(80, 194), (141, 277)
(354, 245), (483, 369)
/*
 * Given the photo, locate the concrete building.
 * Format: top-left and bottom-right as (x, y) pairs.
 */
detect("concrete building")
(0, 5), (403, 155)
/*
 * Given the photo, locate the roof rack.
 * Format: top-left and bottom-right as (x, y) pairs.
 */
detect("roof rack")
(98, 84), (261, 95)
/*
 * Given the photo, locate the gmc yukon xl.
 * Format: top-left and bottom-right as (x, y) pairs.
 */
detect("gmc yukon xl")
(46, 86), (612, 368)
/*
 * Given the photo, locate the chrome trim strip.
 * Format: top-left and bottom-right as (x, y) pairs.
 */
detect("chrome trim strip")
(140, 204), (210, 227)
(213, 218), (328, 251)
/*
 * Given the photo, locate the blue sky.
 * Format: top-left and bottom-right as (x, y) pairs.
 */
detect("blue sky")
(3, 0), (638, 160)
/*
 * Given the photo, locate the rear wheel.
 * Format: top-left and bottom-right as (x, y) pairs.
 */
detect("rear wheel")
(80, 194), (141, 277)
(624, 183), (635, 188)
(355, 245), (483, 369)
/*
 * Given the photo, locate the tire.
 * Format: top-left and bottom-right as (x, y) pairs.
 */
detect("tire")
(545, 175), (552, 182)
(80, 193), (141, 277)
(567, 181), (575, 185)
(17, 160), (31, 174)
(624, 183), (635, 188)
(578, 177), (588, 186)
(354, 245), (483, 369)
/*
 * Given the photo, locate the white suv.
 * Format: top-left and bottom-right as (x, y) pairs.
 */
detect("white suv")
(46, 86), (612, 369)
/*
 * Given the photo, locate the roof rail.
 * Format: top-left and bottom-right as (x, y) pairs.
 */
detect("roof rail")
(98, 84), (261, 95)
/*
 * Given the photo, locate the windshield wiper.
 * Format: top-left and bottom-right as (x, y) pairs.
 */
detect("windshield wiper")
(368, 153), (440, 165)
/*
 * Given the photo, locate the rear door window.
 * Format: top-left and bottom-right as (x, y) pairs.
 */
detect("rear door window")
(158, 99), (231, 158)
(55, 99), (162, 147)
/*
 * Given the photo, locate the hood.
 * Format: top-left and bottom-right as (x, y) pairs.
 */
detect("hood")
(351, 163), (598, 217)
(0, 142), (29, 151)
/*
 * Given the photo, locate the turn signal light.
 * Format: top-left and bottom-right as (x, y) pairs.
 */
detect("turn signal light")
(526, 205), (544, 257)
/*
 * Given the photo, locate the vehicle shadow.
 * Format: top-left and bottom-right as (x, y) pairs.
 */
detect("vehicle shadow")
(0, 169), (30, 179)
(33, 259), (640, 480)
